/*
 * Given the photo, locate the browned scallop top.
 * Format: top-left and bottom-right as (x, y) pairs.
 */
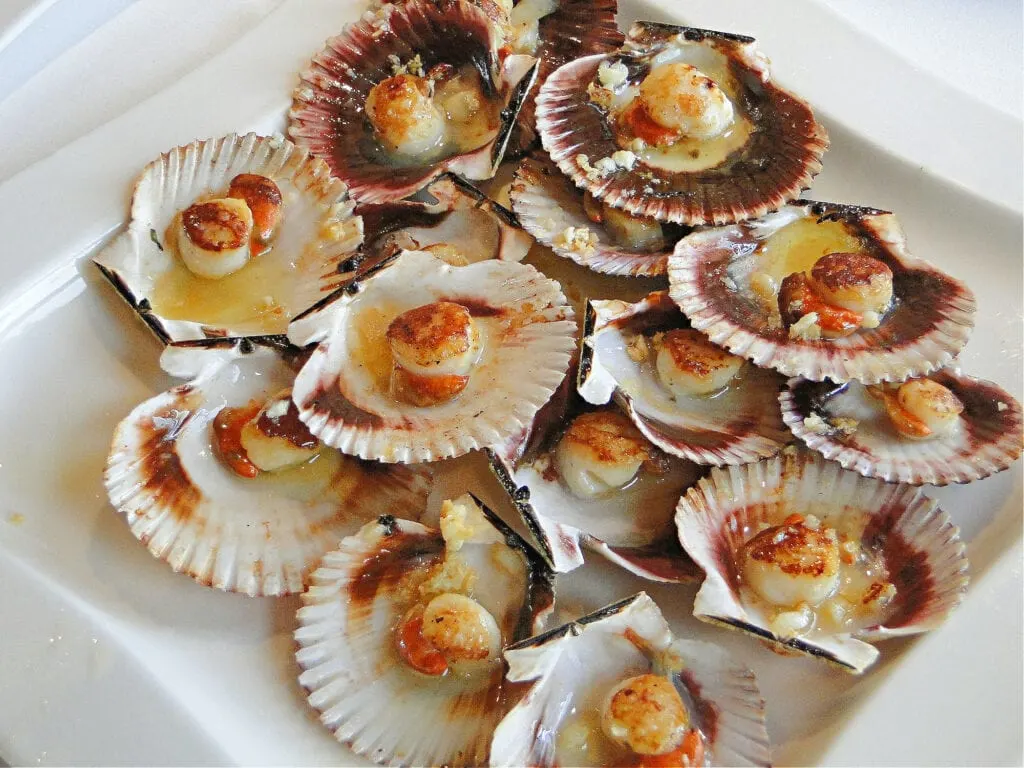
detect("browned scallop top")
(386, 301), (474, 366)
(660, 329), (739, 377)
(606, 674), (689, 754)
(365, 74), (434, 132)
(228, 173), (282, 240)
(810, 252), (892, 291)
(561, 410), (651, 464)
(255, 390), (319, 449)
(181, 201), (250, 251)
(741, 521), (839, 577)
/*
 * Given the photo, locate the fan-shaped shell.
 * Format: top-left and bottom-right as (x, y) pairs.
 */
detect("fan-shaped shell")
(668, 201), (976, 383)
(579, 291), (791, 465)
(93, 133), (362, 343)
(288, 0), (538, 203)
(295, 495), (554, 766)
(288, 249), (576, 463)
(104, 339), (432, 596)
(535, 22), (828, 225)
(675, 449), (969, 673)
(491, 592), (772, 767)
(780, 370), (1023, 486)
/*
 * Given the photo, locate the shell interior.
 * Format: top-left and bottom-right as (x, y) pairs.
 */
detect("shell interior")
(511, 155), (693, 277)
(780, 371), (1024, 486)
(93, 133), (362, 343)
(288, 0), (539, 203)
(491, 592), (771, 767)
(288, 249), (576, 463)
(668, 201), (977, 383)
(295, 495), (554, 767)
(535, 22), (828, 225)
(675, 449), (969, 673)
(104, 339), (432, 596)
(578, 291), (791, 465)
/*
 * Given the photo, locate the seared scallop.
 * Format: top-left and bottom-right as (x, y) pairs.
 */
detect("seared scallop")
(808, 252), (893, 316)
(633, 62), (734, 143)
(176, 198), (253, 279)
(600, 673), (689, 756)
(238, 388), (321, 472)
(655, 329), (745, 397)
(739, 516), (841, 608)
(554, 410), (651, 498)
(365, 73), (445, 157)
(227, 173), (282, 244)
(887, 378), (964, 439)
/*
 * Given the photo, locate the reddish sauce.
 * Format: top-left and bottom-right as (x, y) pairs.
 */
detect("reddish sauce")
(395, 607), (448, 676)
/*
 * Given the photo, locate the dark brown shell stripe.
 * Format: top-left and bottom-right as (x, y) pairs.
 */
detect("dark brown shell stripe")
(289, 0), (529, 203)
(505, 0), (624, 156)
(511, 155), (681, 276)
(535, 23), (829, 225)
(782, 371), (1024, 485)
(670, 202), (977, 383)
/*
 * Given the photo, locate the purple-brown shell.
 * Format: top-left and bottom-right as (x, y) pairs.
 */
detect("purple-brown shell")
(668, 201), (977, 383)
(578, 291), (791, 465)
(535, 22), (828, 225)
(511, 155), (692, 276)
(675, 449), (969, 673)
(288, 0), (538, 204)
(780, 370), (1023, 486)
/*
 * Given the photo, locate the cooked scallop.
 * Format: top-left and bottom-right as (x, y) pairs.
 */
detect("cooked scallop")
(600, 674), (689, 756)
(636, 62), (734, 141)
(365, 73), (445, 157)
(238, 388), (321, 472)
(227, 173), (282, 243)
(176, 197), (253, 279)
(739, 517), (840, 608)
(808, 252), (894, 315)
(554, 410), (650, 498)
(422, 592), (502, 668)
(655, 329), (745, 398)
(894, 378), (964, 438)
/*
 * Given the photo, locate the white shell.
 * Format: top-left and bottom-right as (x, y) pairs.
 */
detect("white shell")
(668, 201), (976, 383)
(295, 498), (555, 766)
(675, 449), (969, 673)
(491, 592), (772, 767)
(104, 340), (432, 596)
(579, 291), (790, 465)
(289, 249), (576, 463)
(780, 370), (1024, 486)
(93, 133), (362, 343)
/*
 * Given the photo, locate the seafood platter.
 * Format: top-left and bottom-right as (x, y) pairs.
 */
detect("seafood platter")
(75, 0), (1022, 764)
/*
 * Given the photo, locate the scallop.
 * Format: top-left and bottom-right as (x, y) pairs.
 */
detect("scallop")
(490, 592), (771, 767)
(487, 393), (704, 581)
(578, 291), (791, 465)
(288, 248), (575, 463)
(93, 133), (362, 343)
(103, 339), (432, 596)
(288, 0), (539, 204)
(535, 22), (828, 225)
(294, 493), (554, 766)
(675, 448), (969, 673)
(511, 155), (693, 276)
(780, 369), (1023, 485)
(668, 200), (976, 383)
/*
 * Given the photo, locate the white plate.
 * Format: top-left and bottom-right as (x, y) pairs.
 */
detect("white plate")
(0, 0), (1020, 765)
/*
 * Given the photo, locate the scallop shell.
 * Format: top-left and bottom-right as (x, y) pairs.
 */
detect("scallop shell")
(288, 0), (539, 204)
(288, 249), (576, 463)
(504, 0), (624, 156)
(668, 201), (977, 383)
(780, 370), (1024, 486)
(511, 155), (691, 276)
(535, 22), (828, 225)
(578, 291), (790, 465)
(491, 592), (772, 767)
(485, 395), (704, 581)
(353, 173), (531, 278)
(104, 339), (432, 596)
(295, 495), (555, 767)
(675, 449), (969, 673)
(93, 133), (362, 344)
